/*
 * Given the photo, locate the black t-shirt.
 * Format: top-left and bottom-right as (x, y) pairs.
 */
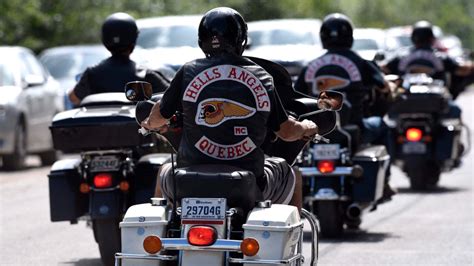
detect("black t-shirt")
(160, 54), (288, 177)
(294, 49), (385, 125)
(73, 54), (169, 100)
(385, 47), (459, 82)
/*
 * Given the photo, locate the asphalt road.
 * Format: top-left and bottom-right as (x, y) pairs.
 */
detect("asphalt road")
(1, 91), (473, 266)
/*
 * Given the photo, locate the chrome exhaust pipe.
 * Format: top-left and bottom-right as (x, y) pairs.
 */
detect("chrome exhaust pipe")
(346, 203), (362, 220)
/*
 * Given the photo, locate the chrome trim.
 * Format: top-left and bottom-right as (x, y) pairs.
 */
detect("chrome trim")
(229, 254), (303, 264)
(161, 238), (242, 252)
(299, 166), (355, 177)
(301, 208), (319, 266)
(114, 253), (177, 265)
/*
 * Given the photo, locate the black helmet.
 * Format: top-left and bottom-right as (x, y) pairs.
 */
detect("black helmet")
(101, 12), (139, 52)
(198, 7), (248, 56)
(320, 13), (354, 49)
(411, 20), (435, 46)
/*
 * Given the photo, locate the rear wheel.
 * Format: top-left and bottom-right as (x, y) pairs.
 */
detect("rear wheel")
(406, 160), (440, 190)
(316, 201), (343, 238)
(92, 219), (121, 266)
(2, 123), (27, 170)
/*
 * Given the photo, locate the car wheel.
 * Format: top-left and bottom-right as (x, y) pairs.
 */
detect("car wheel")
(2, 123), (27, 170)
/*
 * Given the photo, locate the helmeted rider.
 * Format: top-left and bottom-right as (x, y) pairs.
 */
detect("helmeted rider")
(383, 20), (473, 85)
(382, 20), (473, 119)
(69, 12), (169, 106)
(141, 7), (318, 208)
(294, 13), (396, 201)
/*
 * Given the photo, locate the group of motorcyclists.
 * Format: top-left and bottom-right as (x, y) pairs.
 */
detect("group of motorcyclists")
(64, 5), (473, 264)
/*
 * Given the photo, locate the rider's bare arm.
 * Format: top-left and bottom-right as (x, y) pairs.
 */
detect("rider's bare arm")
(455, 61), (474, 76)
(68, 90), (81, 106)
(276, 118), (318, 142)
(141, 102), (169, 130)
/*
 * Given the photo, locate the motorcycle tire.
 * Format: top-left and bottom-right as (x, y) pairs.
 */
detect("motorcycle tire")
(92, 218), (121, 266)
(316, 201), (343, 238)
(2, 122), (26, 170)
(38, 150), (59, 166)
(406, 160), (440, 190)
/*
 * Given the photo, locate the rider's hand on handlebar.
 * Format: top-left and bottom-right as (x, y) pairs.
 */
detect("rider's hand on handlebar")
(301, 119), (318, 141)
(140, 102), (168, 130)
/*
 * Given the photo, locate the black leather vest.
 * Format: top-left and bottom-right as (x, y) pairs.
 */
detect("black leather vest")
(177, 55), (274, 178)
(87, 55), (148, 93)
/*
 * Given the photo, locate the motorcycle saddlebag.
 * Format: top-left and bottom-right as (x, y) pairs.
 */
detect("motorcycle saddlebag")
(50, 104), (153, 153)
(48, 158), (88, 222)
(352, 145), (390, 202)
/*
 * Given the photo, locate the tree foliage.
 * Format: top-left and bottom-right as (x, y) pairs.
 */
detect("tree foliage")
(0, 0), (472, 53)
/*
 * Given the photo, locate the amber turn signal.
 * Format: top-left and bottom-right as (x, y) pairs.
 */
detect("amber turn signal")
(241, 237), (259, 256)
(119, 181), (130, 191)
(79, 183), (90, 194)
(143, 235), (162, 254)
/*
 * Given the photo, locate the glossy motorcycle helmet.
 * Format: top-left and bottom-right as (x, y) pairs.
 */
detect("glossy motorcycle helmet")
(411, 20), (435, 46)
(101, 12), (139, 53)
(198, 7), (248, 56)
(319, 13), (354, 50)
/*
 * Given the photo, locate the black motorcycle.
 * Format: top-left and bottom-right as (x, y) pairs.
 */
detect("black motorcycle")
(47, 93), (170, 266)
(297, 102), (390, 237)
(385, 73), (468, 189)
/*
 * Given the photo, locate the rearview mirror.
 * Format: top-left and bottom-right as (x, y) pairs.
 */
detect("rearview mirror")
(317, 90), (343, 111)
(125, 81), (153, 102)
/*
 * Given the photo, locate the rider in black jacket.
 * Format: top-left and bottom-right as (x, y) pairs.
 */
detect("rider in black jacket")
(382, 20), (473, 119)
(142, 7), (318, 209)
(295, 13), (396, 201)
(69, 12), (169, 105)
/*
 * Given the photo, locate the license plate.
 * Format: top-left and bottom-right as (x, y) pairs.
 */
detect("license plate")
(181, 198), (226, 220)
(90, 155), (120, 172)
(402, 142), (427, 154)
(313, 144), (340, 160)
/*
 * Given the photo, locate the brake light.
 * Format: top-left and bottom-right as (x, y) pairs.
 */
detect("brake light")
(187, 226), (217, 246)
(317, 160), (335, 173)
(241, 237), (259, 256)
(406, 128), (423, 142)
(143, 235), (162, 254)
(93, 173), (113, 188)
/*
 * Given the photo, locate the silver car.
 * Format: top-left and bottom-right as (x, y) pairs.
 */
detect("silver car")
(0, 46), (63, 170)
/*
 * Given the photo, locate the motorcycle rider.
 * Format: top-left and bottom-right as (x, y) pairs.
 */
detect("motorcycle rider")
(141, 7), (318, 209)
(294, 13), (396, 201)
(382, 20), (474, 119)
(69, 12), (169, 105)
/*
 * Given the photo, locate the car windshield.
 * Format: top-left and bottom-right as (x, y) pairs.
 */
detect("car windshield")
(0, 62), (16, 86)
(353, 39), (380, 50)
(137, 25), (198, 48)
(41, 52), (106, 79)
(249, 29), (315, 47)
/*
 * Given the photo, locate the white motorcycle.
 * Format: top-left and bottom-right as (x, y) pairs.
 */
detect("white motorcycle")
(115, 70), (343, 265)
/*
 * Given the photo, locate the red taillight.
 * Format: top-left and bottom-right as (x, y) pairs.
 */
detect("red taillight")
(317, 160), (335, 173)
(93, 173), (113, 188)
(187, 226), (217, 246)
(406, 128), (423, 142)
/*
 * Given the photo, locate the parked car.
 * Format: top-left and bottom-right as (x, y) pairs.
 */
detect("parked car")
(0, 46), (63, 170)
(135, 15), (204, 71)
(244, 19), (324, 82)
(39, 45), (109, 109)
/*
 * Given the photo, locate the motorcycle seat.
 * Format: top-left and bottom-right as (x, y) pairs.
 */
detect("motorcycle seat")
(169, 165), (262, 212)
